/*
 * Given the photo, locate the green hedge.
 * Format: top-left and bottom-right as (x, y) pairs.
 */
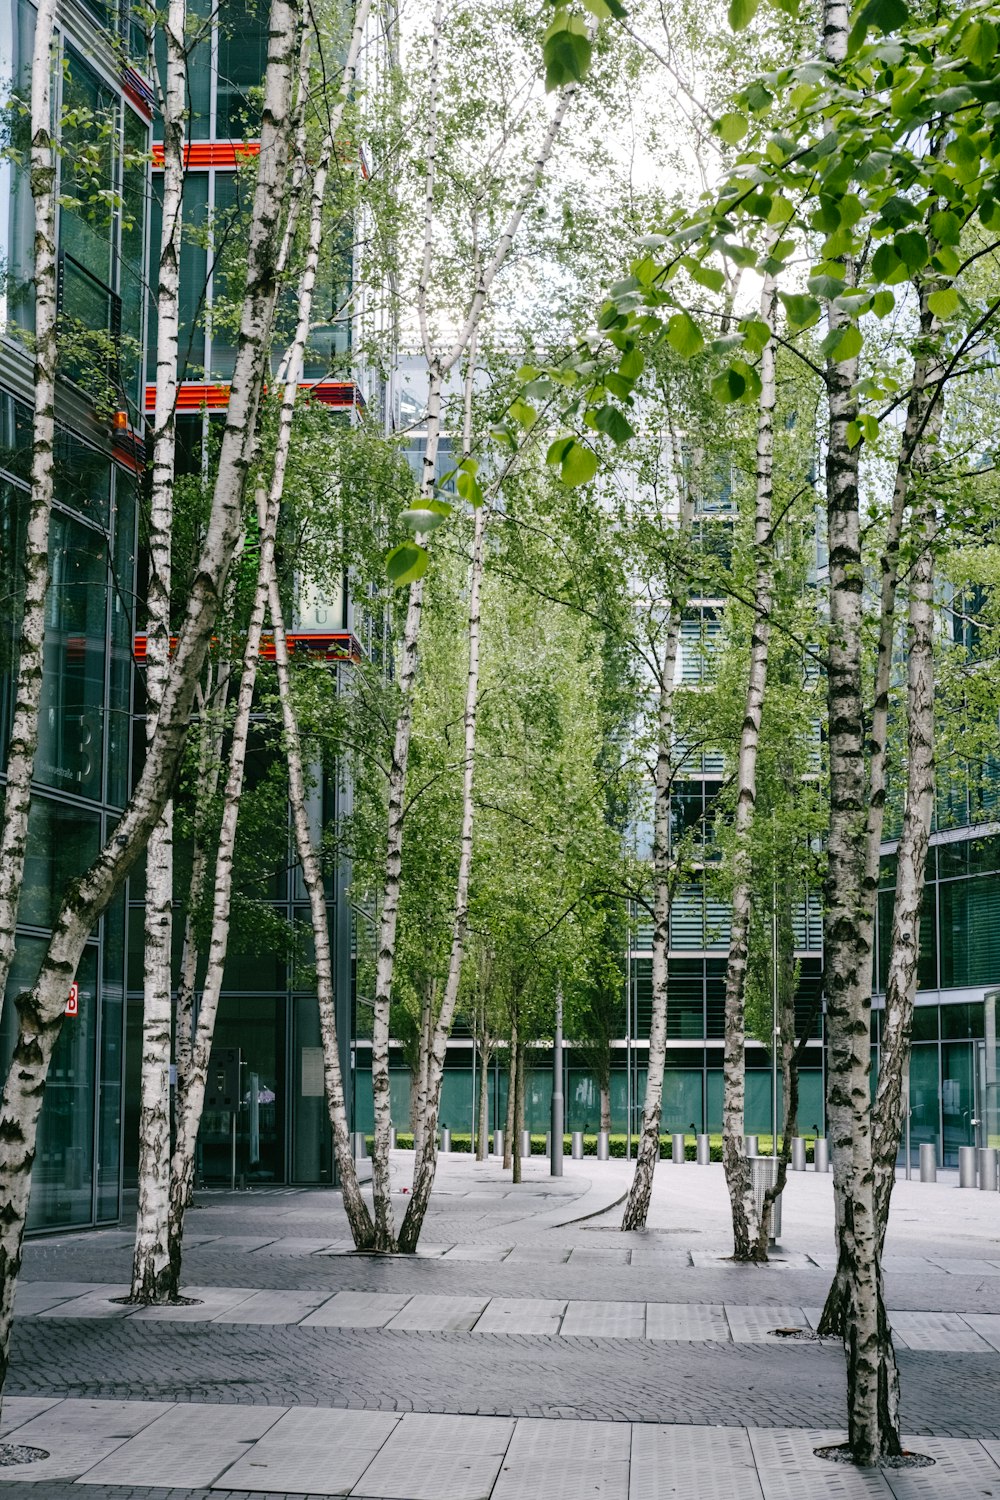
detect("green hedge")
(370, 1132), (820, 1164)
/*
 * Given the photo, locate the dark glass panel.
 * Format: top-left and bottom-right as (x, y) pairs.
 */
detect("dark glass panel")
(97, 896), (125, 1218)
(940, 874), (1000, 988)
(0, 0), (36, 331)
(216, 0), (268, 139)
(666, 958), (704, 1039)
(912, 1005), (938, 1042)
(21, 797), (101, 928)
(941, 1001), (985, 1040)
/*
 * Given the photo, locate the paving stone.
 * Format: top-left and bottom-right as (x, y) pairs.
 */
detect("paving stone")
(253, 1239), (338, 1257)
(629, 1424), (763, 1499)
(926, 1259), (1000, 1277)
(644, 1303), (730, 1341)
(748, 1429), (895, 1499)
(77, 1402), (285, 1487)
(442, 1245), (513, 1262)
(384, 1413), (514, 1453)
(0, 1396), (61, 1438)
(503, 1245), (571, 1264)
(13, 1282), (101, 1316)
(506, 1418), (630, 1462)
(300, 1293), (412, 1328)
(129, 1288), (260, 1322)
(213, 1408), (400, 1494)
(350, 1414), (514, 1500)
(889, 1312), (992, 1352)
(884, 1436), (1000, 1498)
(494, 1456), (629, 1498)
(724, 1305), (809, 1343)
(0, 1398), (171, 1483)
(881, 1258), (938, 1277)
(473, 1298), (567, 1335)
(210, 1238), (279, 1253)
(959, 1314), (1000, 1352)
(561, 1301), (645, 1338)
(567, 1247), (632, 1265)
(384, 1294), (490, 1332)
(211, 1290), (328, 1325)
(37, 1287), (133, 1320)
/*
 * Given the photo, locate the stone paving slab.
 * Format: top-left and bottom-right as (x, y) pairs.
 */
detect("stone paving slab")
(885, 1435), (1000, 1499)
(350, 1414), (514, 1500)
(0, 1399), (172, 1484)
(725, 1306), (808, 1343)
(37, 1288), (133, 1320)
(504, 1417), (631, 1462)
(561, 1300), (645, 1337)
(629, 1424), (763, 1499)
(383, 1294), (489, 1332)
(0, 1396), (61, 1438)
(889, 1312), (993, 1353)
(472, 1298), (566, 1334)
(211, 1291), (328, 1325)
(128, 1289), (259, 1323)
(76, 1403), (285, 1488)
(299, 1292), (412, 1329)
(960, 1313), (1000, 1352)
(213, 1407), (401, 1494)
(495, 1455), (629, 1499)
(644, 1303), (730, 1341)
(13, 1284), (101, 1316)
(747, 1428), (895, 1498)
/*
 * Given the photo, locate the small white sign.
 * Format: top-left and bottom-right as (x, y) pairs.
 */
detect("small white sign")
(65, 983), (78, 1017)
(301, 1047), (325, 1098)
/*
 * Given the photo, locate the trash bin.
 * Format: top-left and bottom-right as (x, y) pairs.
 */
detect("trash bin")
(919, 1142), (937, 1182)
(493, 1128), (504, 1158)
(744, 1134), (759, 1157)
(959, 1145), (977, 1188)
(791, 1137), (807, 1172)
(440, 1126), (451, 1153)
(671, 1133), (685, 1164)
(597, 1130), (610, 1161)
(978, 1147), (998, 1192)
(571, 1130), (584, 1160)
(814, 1137), (830, 1173)
(749, 1155), (781, 1242)
(696, 1133), (711, 1165)
(520, 1130), (531, 1159)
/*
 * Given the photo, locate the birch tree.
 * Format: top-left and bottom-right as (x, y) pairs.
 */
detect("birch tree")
(0, 0), (57, 1015)
(130, 0), (188, 1306)
(0, 0), (301, 1410)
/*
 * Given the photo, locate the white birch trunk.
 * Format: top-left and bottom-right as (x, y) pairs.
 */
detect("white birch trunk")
(0, 0), (301, 1406)
(367, 6), (578, 1245)
(722, 269), (777, 1262)
(477, 1038), (491, 1159)
(503, 1025), (516, 1169)
(621, 446), (693, 1232)
(0, 0), (57, 1016)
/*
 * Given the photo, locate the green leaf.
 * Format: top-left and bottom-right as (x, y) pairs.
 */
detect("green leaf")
(689, 262), (725, 293)
(386, 542), (429, 587)
(927, 286), (959, 319)
(546, 436), (574, 467)
(399, 506), (449, 535)
(743, 81), (773, 112)
(560, 440), (599, 486)
(741, 318), (771, 354)
(666, 311), (704, 358)
(717, 111), (748, 144)
(807, 272), (845, 300)
(543, 14), (592, 91)
(456, 470), (485, 507)
(932, 246), (960, 277)
(509, 398), (537, 429)
(849, 0), (907, 50)
(728, 0), (760, 28)
(894, 230), (928, 272)
(711, 367), (745, 403)
(820, 322), (863, 363)
(767, 194), (795, 225)
(779, 292), (820, 329)
(871, 290), (895, 318)
(846, 420), (862, 450)
(618, 346), (645, 380)
(961, 19), (998, 69)
(929, 209), (961, 246)
(594, 405), (635, 444)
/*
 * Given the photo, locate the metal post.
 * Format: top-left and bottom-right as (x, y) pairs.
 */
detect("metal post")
(904, 1063), (911, 1181)
(551, 982), (564, 1177)
(625, 905), (632, 1162)
(772, 881), (778, 1160)
(230, 1110), (237, 1193)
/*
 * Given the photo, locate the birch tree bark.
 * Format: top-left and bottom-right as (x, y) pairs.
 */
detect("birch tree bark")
(722, 269), (777, 1262)
(621, 440), (693, 1232)
(130, 0), (187, 1305)
(0, 0), (301, 1408)
(511, 1035), (526, 1184)
(503, 1021), (517, 1169)
(0, 0), (57, 1016)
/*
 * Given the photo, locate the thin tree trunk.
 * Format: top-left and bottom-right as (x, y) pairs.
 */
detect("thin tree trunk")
(400, 346), (485, 1252)
(722, 268), (777, 1262)
(0, 0), (57, 1017)
(753, 897), (799, 1259)
(512, 1039), (526, 1184)
(412, 977), (434, 1164)
(503, 1023), (516, 1170)
(600, 1081), (611, 1134)
(477, 1040), (491, 1160)
(622, 440), (693, 1232)
(0, 0), (301, 1407)
(130, 0), (187, 1304)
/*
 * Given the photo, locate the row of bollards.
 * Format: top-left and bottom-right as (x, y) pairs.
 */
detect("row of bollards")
(959, 1144), (999, 1190)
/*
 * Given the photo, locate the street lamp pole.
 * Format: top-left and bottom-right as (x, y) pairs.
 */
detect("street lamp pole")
(551, 979), (564, 1176)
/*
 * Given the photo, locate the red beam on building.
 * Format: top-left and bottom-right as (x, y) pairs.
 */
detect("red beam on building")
(144, 380), (364, 415)
(133, 631), (364, 665)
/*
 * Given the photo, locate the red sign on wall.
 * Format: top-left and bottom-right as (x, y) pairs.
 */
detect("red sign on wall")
(65, 983), (78, 1017)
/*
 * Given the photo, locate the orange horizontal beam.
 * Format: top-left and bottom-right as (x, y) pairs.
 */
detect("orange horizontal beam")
(134, 632), (364, 665)
(151, 141), (261, 168)
(145, 381), (363, 414)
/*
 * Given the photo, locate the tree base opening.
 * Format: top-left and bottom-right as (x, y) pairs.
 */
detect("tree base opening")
(815, 1444), (934, 1469)
(0, 1444), (49, 1466)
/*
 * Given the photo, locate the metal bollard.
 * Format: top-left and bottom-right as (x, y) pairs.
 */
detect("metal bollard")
(545, 1131), (552, 1156)
(919, 1142), (937, 1182)
(520, 1129), (531, 1159)
(744, 1134), (759, 1157)
(493, 1128), (504, 1158)
(672, 1133), (685, 1164)
(388, 1126), (397, 1150)
(814, 1137), (830, 1173)
(440, 1127), (451, 1153)
(597, 1130), (610, 1161)
(352, 1131), (368, 1160)
(696, 1133), (711, 1165)
(959, 1145), (977, 1188)
(978, 1147), (998, 1192)
(791, 1137), (807, 1172)
(571, 1130), (584, 1160)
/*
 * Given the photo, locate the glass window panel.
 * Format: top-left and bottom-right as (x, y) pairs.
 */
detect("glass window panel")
(21, 797), (101, 928)
(55, 428), (112, 527)
(667, 959), (704, 1039)
(209, 167), (253, 380)
(0, 476), (26, 761)
(35, 511), (108, 800)
(941, 1001), (985, 1040)
(199, 995), (284, 1182)
(152, 0), (211, 142)
(912, 1005), (938, 1042)
(59, 50), (118, 286)
(940, 874), (1000, 989)
(146, 172), (209, 382)
(107, 473), (137, 806)
(97, 896), (125, 1219)
(119, 106), (149, 409)
(0, 0), (36, 333)
(662, 1070), (702, 1133)
(216, 0), (268, 139)
(941, 1042), (975, 1167)
(908, 1043), (939, 1153)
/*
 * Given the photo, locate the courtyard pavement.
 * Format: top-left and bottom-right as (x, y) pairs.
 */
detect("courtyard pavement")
(1, 1151), (999, 1498)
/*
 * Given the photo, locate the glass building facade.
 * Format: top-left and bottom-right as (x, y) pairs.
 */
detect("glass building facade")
(0, 0), (149, 1229)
